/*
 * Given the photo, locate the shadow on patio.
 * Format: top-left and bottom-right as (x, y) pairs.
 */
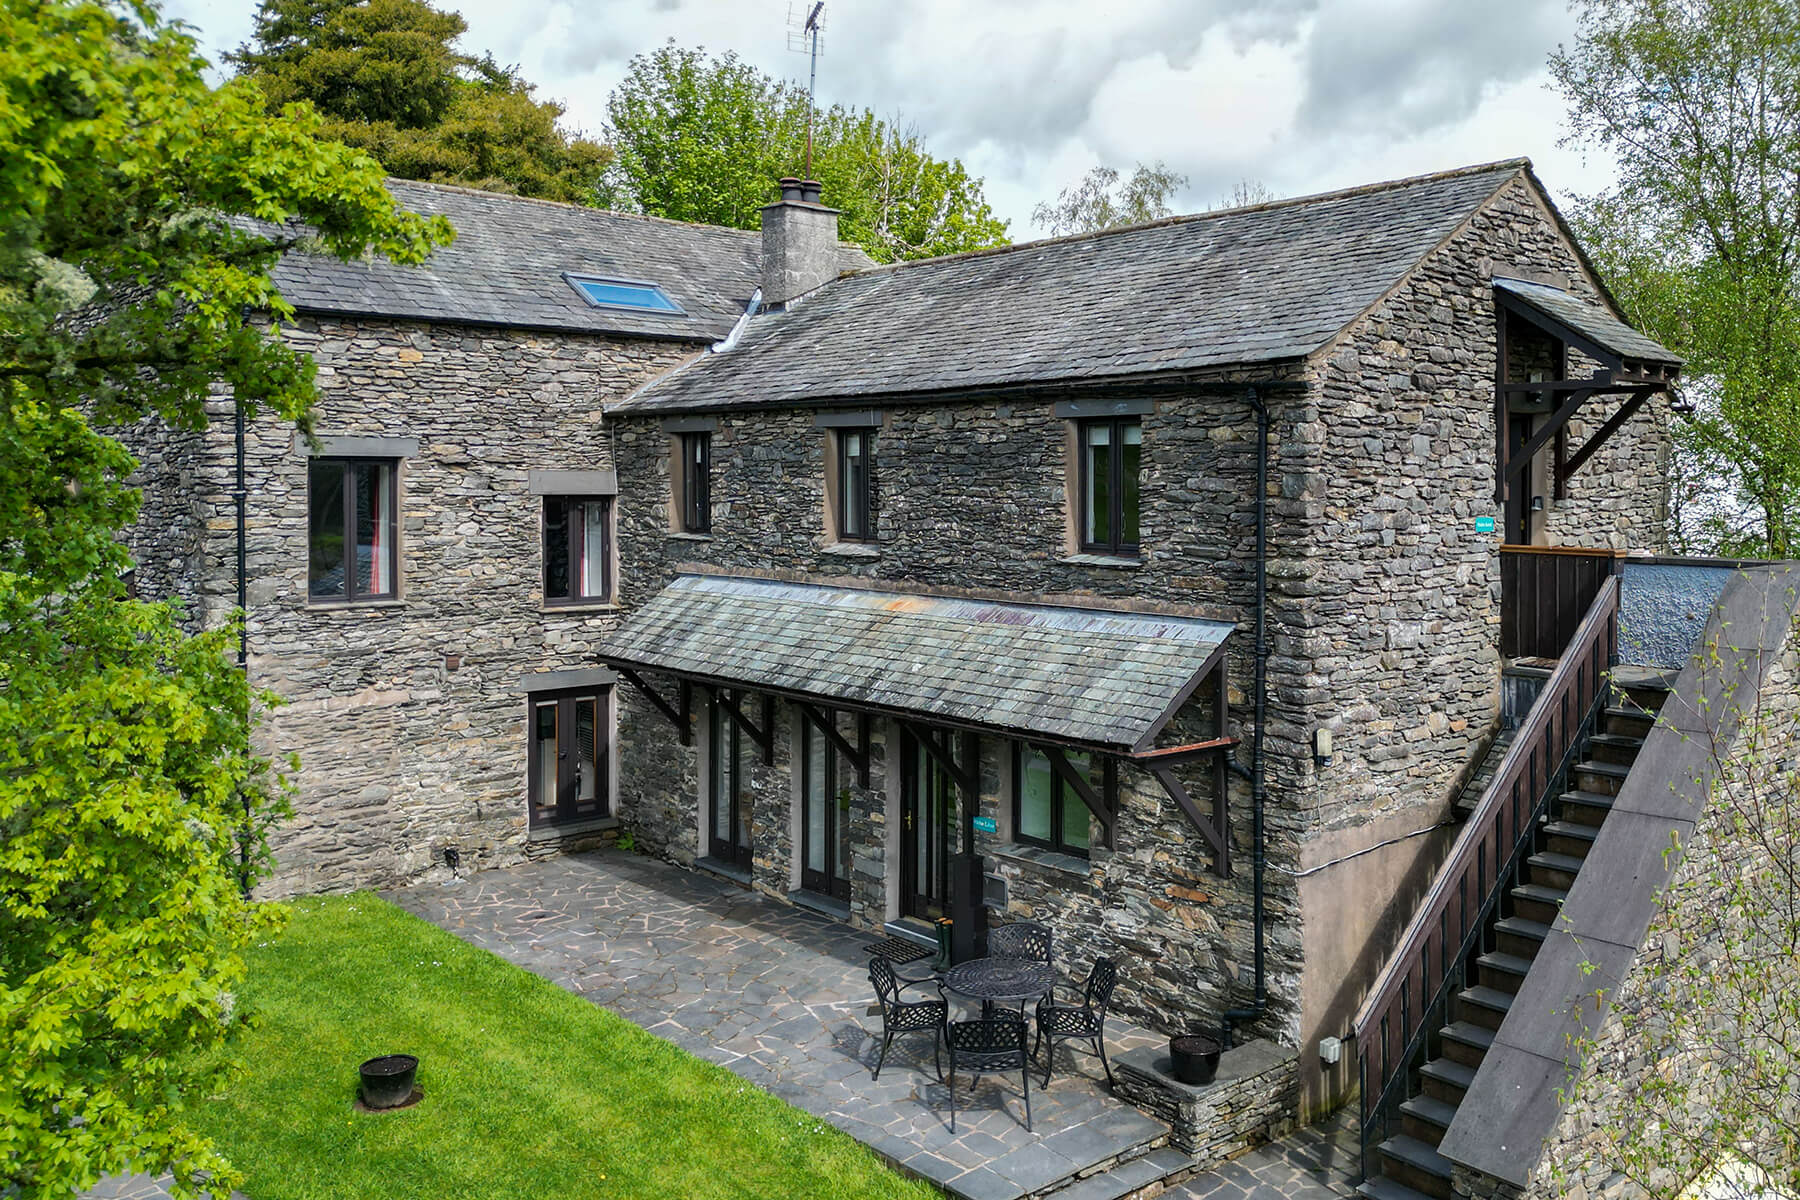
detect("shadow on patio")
(390, 849), (1184, 1200)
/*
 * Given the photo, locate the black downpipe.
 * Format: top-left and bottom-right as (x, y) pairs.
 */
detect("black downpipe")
(1222, 388), (1270, 1048)
(235, 400), (250, 895)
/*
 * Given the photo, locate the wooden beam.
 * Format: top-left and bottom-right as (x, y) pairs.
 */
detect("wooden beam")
(900, 720), (978, 796)
(1148, 764), (1229, 876)
(799, 701), (870, 784)
(1558, 389), (1655, 484)
(1040, 744), (1115, 836)
(1127, 737), (1240, 764)
(715, 689), (774, 764)
(617, 667), (690, 744)
(1499, 371), (1612, 396)
(1502, 387), (1596, 486)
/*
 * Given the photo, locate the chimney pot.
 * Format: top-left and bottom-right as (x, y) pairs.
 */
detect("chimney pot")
(799, 179), (823, 204)
(778, 176), (806, 203)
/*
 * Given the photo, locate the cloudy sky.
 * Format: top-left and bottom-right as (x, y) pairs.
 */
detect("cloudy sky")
(163, 0), (1614, 235)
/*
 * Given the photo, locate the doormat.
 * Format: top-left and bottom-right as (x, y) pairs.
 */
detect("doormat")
(867, 936), (931, 965)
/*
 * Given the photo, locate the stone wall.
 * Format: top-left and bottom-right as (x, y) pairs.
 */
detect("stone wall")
(116, 408), (214, 625)
(125, 315), (695, 894)
(1112, 1039), (1298, 1164)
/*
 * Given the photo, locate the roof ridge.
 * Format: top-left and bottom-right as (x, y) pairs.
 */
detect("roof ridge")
(384, 177), (762, 240)
(842, 157), (1534, 280)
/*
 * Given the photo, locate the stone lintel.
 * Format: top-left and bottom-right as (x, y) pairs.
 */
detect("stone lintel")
(812, 409), (884, 429)
(517, 667), (619, 693)
(528, 469), (618, 496)
(660, 416), (718, 434)
(294, 433), (420, 458)
(1054, 398), (1156, 419)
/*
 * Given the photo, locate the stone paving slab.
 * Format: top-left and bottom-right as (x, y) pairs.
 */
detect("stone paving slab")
(387, 851), (1168, 1200)
(1168, 1107), (1361, 1199)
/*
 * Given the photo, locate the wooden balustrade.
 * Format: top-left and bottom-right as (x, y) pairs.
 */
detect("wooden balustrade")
(1353, 575), (1620, 1122)
(1499, 545), (1622, 659)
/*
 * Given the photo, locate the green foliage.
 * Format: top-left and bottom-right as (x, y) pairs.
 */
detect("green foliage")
(1552, 0), (1800, 557)
(0, 1), (450, 1194)
(190, 894), (942, 1200)
(598, 43), (1009, 262)
(232, 0), (611, 204)
(1031, 161), (1190, 236)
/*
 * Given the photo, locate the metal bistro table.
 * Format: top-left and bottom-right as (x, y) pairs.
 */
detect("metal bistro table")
(942, 956), (1056, 1022)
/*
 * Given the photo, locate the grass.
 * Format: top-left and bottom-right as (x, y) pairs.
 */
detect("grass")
(193, 894), (939, 1200)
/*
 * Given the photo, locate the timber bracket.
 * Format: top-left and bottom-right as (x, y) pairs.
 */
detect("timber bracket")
(617, 667), (693, 746)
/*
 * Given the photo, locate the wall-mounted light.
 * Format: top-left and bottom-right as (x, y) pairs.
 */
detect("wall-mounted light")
(443, 846), (461, 873)
(1313, 727), (1333, 769)
(1531, 495), (1545, 513)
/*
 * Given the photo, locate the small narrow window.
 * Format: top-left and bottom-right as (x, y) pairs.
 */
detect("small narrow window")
(529, 689), (610, 827)
(677, 432), (711, 534)
(308, 457), (397, 601)
(836, 429), (874, 542)
(543, 496), (612, 604)
(1079, 418), (1141, 556)
(1013, 744), (1107, 857)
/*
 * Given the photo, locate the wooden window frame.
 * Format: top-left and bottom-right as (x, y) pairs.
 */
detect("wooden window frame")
(834, 429), (875, 543)
(526, 687), (612, 828)
(1011, 743), (1113, 858)
(677, 432), (711, 534)
(307, 456), (399, 603)
(1077, 417), (1142, 557)
(542, 495), (613, 605)
(798, 715), (852, 902)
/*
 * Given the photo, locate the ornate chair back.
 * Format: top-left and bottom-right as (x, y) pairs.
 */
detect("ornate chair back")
(988, 921), (1053, 964)
(868, 955), (901, 1011)
(1084, 958), (1118, 1014)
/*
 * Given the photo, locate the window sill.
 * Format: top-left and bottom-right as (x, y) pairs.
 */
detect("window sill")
(526, 815), (619, 843)
(821, 542), (881, 559)
(1059, 553), (1144, 569)
(541, 601), (624, 615)
(666, 531), (714, 542)
(305, 597), (407, 612)
(989, 843), (1093, 879)
(695, 856), (752, 886)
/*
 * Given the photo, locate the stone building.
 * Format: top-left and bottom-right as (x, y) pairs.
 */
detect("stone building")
(124, 159), (1731, 1181)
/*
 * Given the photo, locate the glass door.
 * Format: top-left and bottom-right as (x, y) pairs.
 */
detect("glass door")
(900, 729), (957, 920)
(528, 691), (608, 828)
(708, 690), (753, 868)
(800, 716), (852, 901)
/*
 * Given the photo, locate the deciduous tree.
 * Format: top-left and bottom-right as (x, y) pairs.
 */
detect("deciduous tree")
(1031, 161), (1190, 236)
(0, 2), (448, 1195)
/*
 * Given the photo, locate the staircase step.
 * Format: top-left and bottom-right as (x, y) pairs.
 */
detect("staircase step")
(1510, 881), (1569, 924)
(1358, 1177), (1439, 1200)
(1042, 1146), (1193, 1200)
(1603, 706), (1657, 739)
(1457, 984), (1515, 1030)
(1400, 1094), (1460, 1146)
(1585, 732), (1645, 766)
(1438, 1020), (1497, 1068)
(1529, 850), (1588, 890)
(1418, 1057), (1477, 1104)
(1475, 950), (1534, 994)
(1559, 790), (1616, 827)
(1544, 820), (1601, 858)
(1496, 914), (1552, 958)
(1378, 1134), (1455, 1199)
(1573, 759), (1631, 796)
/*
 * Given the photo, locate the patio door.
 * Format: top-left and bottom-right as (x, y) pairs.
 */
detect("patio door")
(900, 728), (957, 921)
(528, 690), (609, 829)
(708, 690), (752, 868)
(800, 716), (851, 901)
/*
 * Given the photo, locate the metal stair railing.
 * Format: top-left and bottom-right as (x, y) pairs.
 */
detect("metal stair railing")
(1351, 575), (1620, 1180)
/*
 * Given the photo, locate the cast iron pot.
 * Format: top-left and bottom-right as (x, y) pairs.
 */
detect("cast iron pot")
(358, 1054), (418, 1109)
(1169, 1035), (1221, 1086)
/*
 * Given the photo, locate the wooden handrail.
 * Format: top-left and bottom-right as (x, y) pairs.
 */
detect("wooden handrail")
(1352, 575), (1620, 1106)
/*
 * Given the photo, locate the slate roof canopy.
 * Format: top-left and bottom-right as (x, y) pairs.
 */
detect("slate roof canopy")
(271, 178), (874, 341)
(613, 158), (1648, 415)
(1493, 276), (1681, 367)
(595, 574), (1234, 752)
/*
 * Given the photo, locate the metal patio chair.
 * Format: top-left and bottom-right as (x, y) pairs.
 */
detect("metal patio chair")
(1034, 957), (1118, 1087)
(987, 920), (1053, 966)
(867, 955), (947, 1082)
(946, 1016), (1033, 1133)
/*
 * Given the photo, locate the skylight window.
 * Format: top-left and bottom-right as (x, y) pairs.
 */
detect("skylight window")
(563, 273), (686, 316)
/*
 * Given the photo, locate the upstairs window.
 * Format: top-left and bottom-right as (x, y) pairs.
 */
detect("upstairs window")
(1079, 418), (1141, 556)
(564, 273), (685, 315)
(543, 496), (612, 604)
(835, 429), (875, 542)
(675, 432), (711, 534)
(308, 458), (397, 602)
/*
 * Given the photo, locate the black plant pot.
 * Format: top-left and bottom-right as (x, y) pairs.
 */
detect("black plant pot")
(358, 1054), (418, 1109)
(1169, 1035), (1221, 1086)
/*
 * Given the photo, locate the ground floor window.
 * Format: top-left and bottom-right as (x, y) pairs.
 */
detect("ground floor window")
(1014, 744), (1108, 857)
(799, 711), (853, 902)
(708, 690), (753, 868)
(529, 690), (609, 827)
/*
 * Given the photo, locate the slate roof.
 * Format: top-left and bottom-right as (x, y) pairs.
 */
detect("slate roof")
(1492, 276), (1681, 367)
(271, 179), (873, 341)
(615, 159), (1540, 414)
(596, 574), (1234, 750)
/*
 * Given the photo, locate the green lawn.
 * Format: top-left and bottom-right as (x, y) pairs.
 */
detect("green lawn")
(193, 894), (938, 1200)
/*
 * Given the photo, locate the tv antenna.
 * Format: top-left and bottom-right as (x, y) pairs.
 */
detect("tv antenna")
(787, 2), (826, 179)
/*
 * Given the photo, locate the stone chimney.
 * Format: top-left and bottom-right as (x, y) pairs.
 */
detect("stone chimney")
(760, 177), (841, 308)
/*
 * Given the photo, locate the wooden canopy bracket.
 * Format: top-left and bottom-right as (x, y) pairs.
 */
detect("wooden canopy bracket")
(1039, 744), (1116, 839)
(1558, 389), (1654, 485)
(900, 719), (978, 796)
(617, 667), (692, 746)
(800, 701), (871, 787)
(716, 689), (775, 765)
(1501, 386), (1597, 490)
(1147, 763), (1230, 877)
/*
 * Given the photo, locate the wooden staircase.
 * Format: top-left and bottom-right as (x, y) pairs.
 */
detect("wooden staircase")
(1356, 684), (1666, 1200)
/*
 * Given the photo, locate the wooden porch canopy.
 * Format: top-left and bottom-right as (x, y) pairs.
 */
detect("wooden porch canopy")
(1493, 276), (1683, 503)
(595, 573), (1241, 870)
